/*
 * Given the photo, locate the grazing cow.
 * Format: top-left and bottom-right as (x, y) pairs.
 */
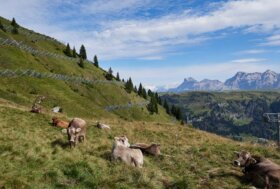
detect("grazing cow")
(31, 96), (45, 113)
(111, 136), (143, 168)
(52, 117), (69, 129)
(130, 143), (161, 156)
(67, 118), (86, 148)
(96, 122), (111, 129)
(234, 150), (280, 189)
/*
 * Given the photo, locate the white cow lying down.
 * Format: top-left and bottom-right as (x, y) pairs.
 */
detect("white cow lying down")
(111, 136), (143, 168)
(96, 122), (111, 129)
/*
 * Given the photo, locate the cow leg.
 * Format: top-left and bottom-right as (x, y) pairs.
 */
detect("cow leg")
(264, 175), (270, 189)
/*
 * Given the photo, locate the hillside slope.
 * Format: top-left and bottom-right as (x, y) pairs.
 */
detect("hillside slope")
(0, 16), (170, 122)
(161, 91), (280, 140)
(1, 103), (280, 189)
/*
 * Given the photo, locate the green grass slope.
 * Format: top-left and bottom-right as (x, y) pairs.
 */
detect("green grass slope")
(0, 16), (170, 122)
(1, 103), (280, 189)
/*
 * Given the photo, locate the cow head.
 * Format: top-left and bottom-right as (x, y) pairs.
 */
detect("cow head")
(52, 117), (58, 125)
(150, 144), (161, 155)
(67, 127), (82, 148)
(233, 151), (257, 167)
(114, 136), (130, 147)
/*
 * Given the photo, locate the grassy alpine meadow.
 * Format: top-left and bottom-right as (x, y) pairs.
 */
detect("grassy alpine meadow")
(1, 16), (280, 189)
(1, 102), (280, 189)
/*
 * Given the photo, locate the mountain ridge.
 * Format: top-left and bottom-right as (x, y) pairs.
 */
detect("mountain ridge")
(163, 70), (280, 92)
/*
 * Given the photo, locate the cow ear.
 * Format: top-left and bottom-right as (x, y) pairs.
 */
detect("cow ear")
(114, 137), (119, 140)
(250, 157), (257, 164)
(234, 151), (239, 156)
(76, 128), (82, 133)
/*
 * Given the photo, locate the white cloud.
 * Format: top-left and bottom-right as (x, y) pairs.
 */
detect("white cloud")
(84, 0), (150, 15)
(231, 58), (266, 63)
(1, 0), (280, 60)
(262, 34), (280, 46)
(237, 49), (268, 55)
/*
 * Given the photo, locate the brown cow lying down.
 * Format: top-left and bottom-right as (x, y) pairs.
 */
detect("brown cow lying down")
(130, 143), (161, 156)
(96, 122), (111, 129)
(234, 150), (280, 189)
(52, 117), (69, 129)
(111, 136), (143, 168)
(67, 118), (86, 148)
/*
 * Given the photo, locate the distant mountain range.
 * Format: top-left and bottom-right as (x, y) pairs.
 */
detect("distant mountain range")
(160, 70), (280, 92)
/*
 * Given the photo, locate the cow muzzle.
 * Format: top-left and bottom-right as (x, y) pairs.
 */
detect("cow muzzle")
(234, 160), (241, 167)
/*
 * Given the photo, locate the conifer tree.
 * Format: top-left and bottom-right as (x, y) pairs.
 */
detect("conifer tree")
(78, 57), (84, 68)
(164, 100), (170, 114)
(79, 45), (87, 59)
(116, 72), (120, 81)
(147, 96), (158, 114)
(11, 26), (18, 34)
(105, 67), (113, 80)
(11, 18), (19, 28)
(64, 43), (72, 57)
(142, 88), (147, 99)
(148, 89), (153, 97)
(72, 47), (77, 58)
(125, 77), (134, 93)
(134, 86), (138, 93)
(158, 95), (162, 105)
(155, 92), (159, 103)
(176, 107), (182, 120)
(0, 21), (6, 32)
(171, 105), (176, 116)
(138, 83), (143, 96)
(94, 55), (99, 67)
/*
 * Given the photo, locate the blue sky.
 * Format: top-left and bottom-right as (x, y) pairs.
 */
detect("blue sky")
(1, 0), (280, 90)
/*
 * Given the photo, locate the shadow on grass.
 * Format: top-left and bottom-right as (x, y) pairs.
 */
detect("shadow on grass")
(100, 151), (112, 161)
(51, 139), (69, 149)
(209, 169), (251, 185)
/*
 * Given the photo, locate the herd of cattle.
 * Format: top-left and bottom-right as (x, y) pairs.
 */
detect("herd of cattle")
(50, 116), (280, 188)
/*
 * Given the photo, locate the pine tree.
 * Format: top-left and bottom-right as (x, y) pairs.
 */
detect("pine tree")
(148, 89), (153, 97)
(105, 67), (113, 80)
(116, 72), (120, 81)
(11, 26), (18, 34)
(79, 45), (87, 59)
(155, 92), (159, 103)
(142, 88), (147, 99)
(176, 107), (182, 120)
(64, 43), (72, 57)
(158, 96), (162, 105)
(125, 77), (134, 93)
(147, 96), (158, 114)
(94, 55), (99, 67)
(11, 18), (19, 28)
(78, 57), (84, 68)
(72, 47), (77, 58)
(138, 83), (143, 96)
(163, 100), (170, 114)
(0, 21), (6, 32)
(134, 86), (138, 93)
(171, 105), (176, 116)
